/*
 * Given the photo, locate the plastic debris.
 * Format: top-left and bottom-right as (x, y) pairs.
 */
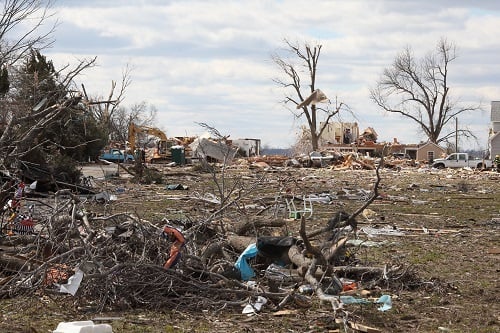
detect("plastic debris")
(346, 239), (388, 247)
(339, 295), (371, 304)
(264, 263), (294, 282)
(242, 296), (267, 315)
(234, 243), (258, 281)
(52, 320), (112, 333)
(93, 191), (116, 202)
(165, 184), (189, 190)
(338, 294), (392, 311)
(340, 278), (358, 291)
(57, 268), (84, 296)
(360, 226), (405, 237)
(375, 294), (392, 311)
(298, 284), (314, 295)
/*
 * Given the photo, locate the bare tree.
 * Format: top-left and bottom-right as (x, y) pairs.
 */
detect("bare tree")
(111, 101), (158, 143)
(84, 64), (132, 140)
(272, 39), (346, 151)
(0, 0), (56, 66)
(370, 38), (481, 144)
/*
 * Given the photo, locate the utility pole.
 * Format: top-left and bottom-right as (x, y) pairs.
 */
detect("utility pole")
(455, 117), (458, 153)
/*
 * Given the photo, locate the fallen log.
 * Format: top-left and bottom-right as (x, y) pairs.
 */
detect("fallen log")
(287, 244), (312, 269)
(0, 253), (41, 272)
(226, 234), (255, 252)
(0, 235), (37, 247)
(233, 218), (287, 235)
(332, 266), (385, 276)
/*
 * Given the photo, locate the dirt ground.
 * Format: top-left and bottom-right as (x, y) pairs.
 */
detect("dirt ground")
(1, 161), (499, 333)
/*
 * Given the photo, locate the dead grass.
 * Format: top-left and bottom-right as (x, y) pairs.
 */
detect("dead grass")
(1, 165), (499, 332)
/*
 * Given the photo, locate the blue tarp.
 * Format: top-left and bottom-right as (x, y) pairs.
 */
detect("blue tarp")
(235, 243), (258, 281)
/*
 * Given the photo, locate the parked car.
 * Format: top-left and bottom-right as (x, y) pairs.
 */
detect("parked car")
(431, 153), (493, 169)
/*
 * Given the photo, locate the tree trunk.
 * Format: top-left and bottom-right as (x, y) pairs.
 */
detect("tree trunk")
(311, 131), (319, 151)
(226, 234), (255, 252)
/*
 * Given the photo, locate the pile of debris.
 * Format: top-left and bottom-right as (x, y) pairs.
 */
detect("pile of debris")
(243, 151), (416, 170)
(0, 163), (430, 324)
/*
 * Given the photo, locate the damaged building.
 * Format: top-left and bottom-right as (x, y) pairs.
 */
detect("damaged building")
(318, 121), (447, 163)
(490, 101), (500, 158)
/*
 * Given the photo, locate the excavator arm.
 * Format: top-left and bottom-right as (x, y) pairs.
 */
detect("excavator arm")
(128, 123), (170, 161)
(128, 123), (138, 152)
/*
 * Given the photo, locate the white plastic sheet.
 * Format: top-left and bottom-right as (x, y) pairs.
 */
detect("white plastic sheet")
(57, 268), (84, 296)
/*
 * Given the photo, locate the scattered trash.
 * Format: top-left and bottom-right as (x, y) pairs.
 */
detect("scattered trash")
(346, 239), (388, 247)
(340, 278), (358, 292)
(161, 225), (186, 269)
(115, 187), (126, 193)
(191, 192), (221, 204)
(285, 196), (313, 219)
(242, 296), (267, 315)
(336, 319), (382, 333)
(93, 191), (116, 203)
(272, 309), (299, 316)
(375, 294), (392, 311)
(411, 199), (428, 205)
(338, 294), (392, 311)
(362, 208), (377, 220)
(165, 184), (189, 190)
(1, 148), (489, 331)
(264, 263), (294, 282)
(360, 226), (405, 237)
(339, 295), (371, 305)
(298, 284), (315, 295)
(57, 268), (84, 296)
(244, 280), (258, 290)
(306, 193), (335, 203)
(44, 265), (71, 286)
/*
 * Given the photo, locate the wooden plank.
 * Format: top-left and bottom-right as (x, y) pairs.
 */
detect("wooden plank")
(335, 319), (381, 333)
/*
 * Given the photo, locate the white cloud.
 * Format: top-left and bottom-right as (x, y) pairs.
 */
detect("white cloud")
(43, 0), (500, 150)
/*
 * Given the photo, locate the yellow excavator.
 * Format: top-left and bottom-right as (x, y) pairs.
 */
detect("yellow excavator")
(128, 123), (171, 162)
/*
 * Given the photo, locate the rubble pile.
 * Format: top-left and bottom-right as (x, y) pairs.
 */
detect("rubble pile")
(1, 155), (498, 332)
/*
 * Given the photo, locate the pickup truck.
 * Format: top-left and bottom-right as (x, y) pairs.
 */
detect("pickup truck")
(99, 149), (135, 163)
(432, 153), (493, 169)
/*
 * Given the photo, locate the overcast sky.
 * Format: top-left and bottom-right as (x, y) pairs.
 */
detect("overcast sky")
(43, 0), (500, 151)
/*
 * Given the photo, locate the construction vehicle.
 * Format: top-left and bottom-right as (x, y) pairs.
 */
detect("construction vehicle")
(128, 123), (172, 163)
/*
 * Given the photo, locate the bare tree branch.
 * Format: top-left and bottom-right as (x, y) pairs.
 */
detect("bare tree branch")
(0, 0), (57, 65)
(272, 39), (347, 151)
(370, 38), (481, 144)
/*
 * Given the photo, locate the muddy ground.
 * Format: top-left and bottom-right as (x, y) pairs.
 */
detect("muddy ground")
(1, 161), (499, 333)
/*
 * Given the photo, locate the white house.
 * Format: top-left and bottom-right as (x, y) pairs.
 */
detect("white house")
(490, 101), (500, 158)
